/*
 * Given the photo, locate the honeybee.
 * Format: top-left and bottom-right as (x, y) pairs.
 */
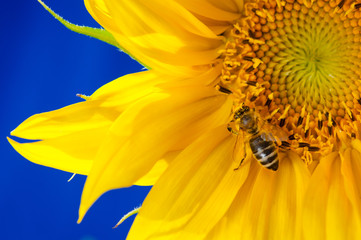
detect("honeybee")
(228, 106), (279, 171)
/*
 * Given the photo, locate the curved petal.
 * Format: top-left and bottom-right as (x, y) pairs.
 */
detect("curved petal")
(7, 127), (109, 174)
(173, 0), (242, 36)
(127, 126), (250, 240)
(78, 86), (232, 222)
(10, 100), (115, 140)
(207, 150), (310, 240)
(90, 70), (168, 108)
(133, 151), (180, 186)
(303, 147), (361, 240)
(85, 0), (224, 72)
(9, 70), (165, 174)
(232, 0), (244, 13)
(341, 146), (361, 239)
(344, 140), (361, 216)
(174, 0), (241, 21)
(207, 0), (243, 13)
(10, 70), (164, 140)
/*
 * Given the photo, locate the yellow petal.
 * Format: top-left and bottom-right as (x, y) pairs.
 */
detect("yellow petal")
(177, 0), (243, 36)
(158, 60), (223, 86)
(303, 149), (361, 240)
(78, 86), (230, 222)
(174, 0), (241, 21)
(87, 0), (219, 39)
(10, 100), (116, 140)
(133, 151), (179, 186)
(127, 125), (250, 240)
(340, 143), (361, 239)
(344, 140), (361, 215)
(9, 70), (165, 174)
(7, 127), (108, 174)
(232, 0), (245, 12)
(206, 0), (243, 13)
(208, 150), (310, 240)
(11, 70), (163, 140)
(90, 70), (166, 109)
(85, 0), (223, 71)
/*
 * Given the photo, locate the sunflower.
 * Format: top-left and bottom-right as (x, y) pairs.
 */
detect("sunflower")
(8, 0), (361, 239)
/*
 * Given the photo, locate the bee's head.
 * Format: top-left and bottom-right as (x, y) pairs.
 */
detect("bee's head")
(234, 106), (250, 120)
(234, 106), (256, 131)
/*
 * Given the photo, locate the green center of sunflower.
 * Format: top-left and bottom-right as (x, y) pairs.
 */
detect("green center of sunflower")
(218, 0), (361, 158)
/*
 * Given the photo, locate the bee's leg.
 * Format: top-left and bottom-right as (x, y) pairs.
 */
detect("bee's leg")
(234, 144), (247, 171)
(270, 134), (289, 149)
(227, 127), (239, 135)
(227, 122), (238, 135)
(228, 124), (246, 171)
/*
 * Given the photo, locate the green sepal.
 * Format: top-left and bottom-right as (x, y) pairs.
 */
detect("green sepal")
(38, 0), (150, 69)
(38, 0), (121, 48)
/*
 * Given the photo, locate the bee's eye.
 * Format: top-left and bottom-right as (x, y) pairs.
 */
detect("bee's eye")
(240, 115), (253, 128)
(234, 111), (242, 119)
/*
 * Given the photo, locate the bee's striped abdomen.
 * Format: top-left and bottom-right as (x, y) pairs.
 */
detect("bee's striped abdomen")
(249, 134), (279, 171)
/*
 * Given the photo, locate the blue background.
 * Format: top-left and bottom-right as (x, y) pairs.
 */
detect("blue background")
(1, 0), (150, 239)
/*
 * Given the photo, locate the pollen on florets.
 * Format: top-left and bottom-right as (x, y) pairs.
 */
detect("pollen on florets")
(217, 0), (361, 162)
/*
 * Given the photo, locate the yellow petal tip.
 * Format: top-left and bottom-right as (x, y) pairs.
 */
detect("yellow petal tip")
(7, 137), (19, 149)
(77, 207), (87, 224)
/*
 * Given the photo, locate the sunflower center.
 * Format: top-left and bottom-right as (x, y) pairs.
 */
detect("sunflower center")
(218, 0), (361, 157)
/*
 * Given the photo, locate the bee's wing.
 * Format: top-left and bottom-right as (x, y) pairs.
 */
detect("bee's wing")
(231, 131), (248, 169)
(261, 122), (290, 142)
(259, 132), (276, 142)
(260, 127), (291, 150)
